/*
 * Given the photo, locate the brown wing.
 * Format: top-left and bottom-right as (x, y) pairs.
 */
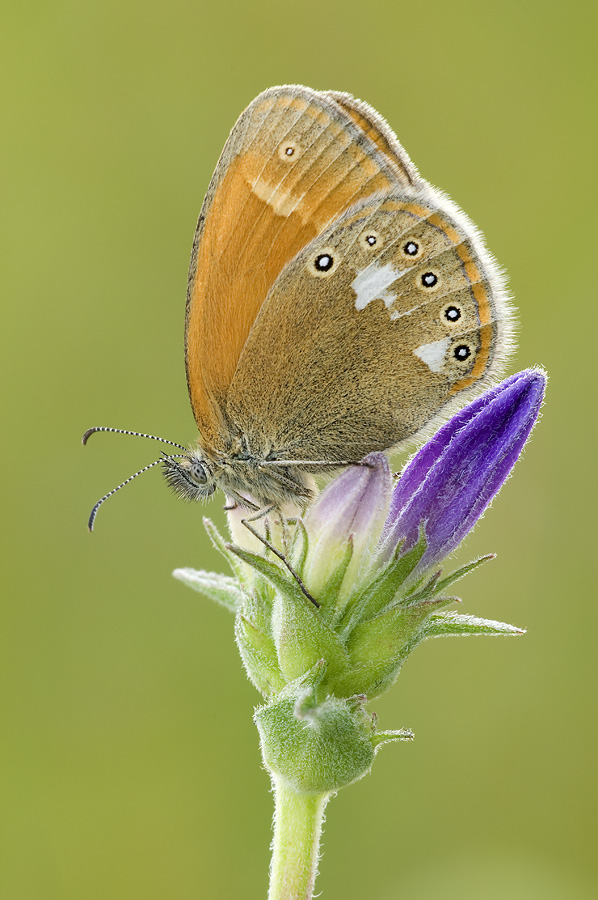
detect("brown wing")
(185, 85), (407, 450)
(326, 91), (420, 189)
(226, 186), (513, 463)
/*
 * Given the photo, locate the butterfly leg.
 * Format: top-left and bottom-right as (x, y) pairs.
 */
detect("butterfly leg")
(242, 503), (276, 523)
(226, 490), (260, 513)
(240, 515), (320, 609)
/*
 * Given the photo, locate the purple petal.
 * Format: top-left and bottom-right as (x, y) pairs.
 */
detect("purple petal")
(303, 452), (392, 597)
(381, 369), (546, 567)
(306, 452), (392, 543)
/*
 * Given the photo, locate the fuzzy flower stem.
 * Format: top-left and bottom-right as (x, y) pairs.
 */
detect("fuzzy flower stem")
(268, 777), (329, 900)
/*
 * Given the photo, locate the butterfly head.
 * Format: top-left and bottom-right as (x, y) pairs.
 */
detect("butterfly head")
(163, 444), (316, 510)
(162, 452), (217, 502)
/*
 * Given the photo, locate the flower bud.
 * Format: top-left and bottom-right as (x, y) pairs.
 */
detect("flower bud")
(302, 452), (391, 602)
(380, 369), (546, 570)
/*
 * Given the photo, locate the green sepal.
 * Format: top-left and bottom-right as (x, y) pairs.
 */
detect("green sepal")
(203, 517), (247, 582)
(339, 528), (427, 633)
(334, 602), (434, 699)
(226, 544), (311, 607)
(272, 588), (350, 684)
(172, 567), (242, 613)
(433, 554), (496, 595)
(371, 728), (414, 750)
(347, 602), (432, 666)
(382, 554), (495, 614)
(235, 615), (286, 698)
(425, 611), (525, 638)
(408, 593), (459, 615)
(238, 586), (274, 639)
(228, 543), (350, 684)
(401, 569), (442, 608)
(293, 659), (329, 718)
(255, 675), (376, 794)
(318, 536), (354, 615)
(232, 545), (277, 637)
(288, 517), (309, 578)
(216, 518), (283, 609)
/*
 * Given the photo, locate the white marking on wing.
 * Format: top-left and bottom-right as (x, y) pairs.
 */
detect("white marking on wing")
(251, 176), (300, 217)
(352, 262), (400, 311)
(413, 338), (450, 373)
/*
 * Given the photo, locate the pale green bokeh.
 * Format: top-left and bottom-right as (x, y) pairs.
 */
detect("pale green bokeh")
(1, 1), (596, 897)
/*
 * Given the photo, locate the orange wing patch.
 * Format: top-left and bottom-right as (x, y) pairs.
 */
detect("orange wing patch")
(186, 151), (320, 444)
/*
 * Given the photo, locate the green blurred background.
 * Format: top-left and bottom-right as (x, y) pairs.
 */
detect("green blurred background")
(2, 1), (596, 897)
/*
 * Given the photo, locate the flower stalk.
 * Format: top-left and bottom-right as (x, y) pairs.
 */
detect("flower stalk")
(268, 777), (329, 900)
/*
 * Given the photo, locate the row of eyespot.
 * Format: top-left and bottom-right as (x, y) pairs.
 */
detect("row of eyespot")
(364, 235), (421, 257)
(313, 250), (428, 272)
(314, 237), (427, 272)
(362, 235), (422, 257)
(314, 248), (439, 294)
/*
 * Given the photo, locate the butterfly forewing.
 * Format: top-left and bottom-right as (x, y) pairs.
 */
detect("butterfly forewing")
(185, 86), (410, 449)
(325, 91), (419, 189)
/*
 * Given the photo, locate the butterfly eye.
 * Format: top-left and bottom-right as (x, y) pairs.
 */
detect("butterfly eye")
(403, 240), (421, 258)
(419, 271), (439, 290)
(278, 141), (301, 161)
(309, 248), (339, 278)
(189, 460), (208, 484)
(444, 305), (461, 322)
(359, 231), (382, 250)
(454, 344), (472, 362)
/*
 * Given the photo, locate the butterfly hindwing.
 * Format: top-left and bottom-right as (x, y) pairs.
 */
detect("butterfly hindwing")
(226, 187), (511, 463)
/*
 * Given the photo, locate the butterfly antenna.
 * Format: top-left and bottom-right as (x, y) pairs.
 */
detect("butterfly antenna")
(82, 426), (188, 453)
(87, 455), (185, 532)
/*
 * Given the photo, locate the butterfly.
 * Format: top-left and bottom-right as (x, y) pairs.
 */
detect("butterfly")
(85, 85), (513, 528)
